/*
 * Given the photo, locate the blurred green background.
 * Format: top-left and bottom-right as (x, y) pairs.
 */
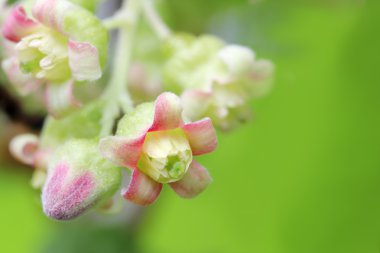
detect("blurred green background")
(1, 0), (379, 253)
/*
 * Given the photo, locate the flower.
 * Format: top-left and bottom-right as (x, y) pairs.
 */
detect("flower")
(9, 133), (51, 188)
(1, 0), (108, 117)
(9, 133), (40, 166)
(42, 139), (121, 220)
(100, 92), (217, 205)
(163, 34), (274, 130)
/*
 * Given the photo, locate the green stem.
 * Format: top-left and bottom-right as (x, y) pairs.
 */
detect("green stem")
(142, 0), (171, 40)
(100, 0), (142, 137)
(103, 15), (129, 30)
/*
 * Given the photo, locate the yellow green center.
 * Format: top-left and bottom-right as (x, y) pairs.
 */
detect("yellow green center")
(137, 128), (192, 183)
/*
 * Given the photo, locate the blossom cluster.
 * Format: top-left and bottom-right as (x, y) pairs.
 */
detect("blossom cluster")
(2, 0), (274, 220)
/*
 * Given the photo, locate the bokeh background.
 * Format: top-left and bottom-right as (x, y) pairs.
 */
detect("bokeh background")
(1, 0), (379, 253)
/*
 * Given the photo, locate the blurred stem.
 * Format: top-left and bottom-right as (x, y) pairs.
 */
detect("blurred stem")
(101, 0), (142, 136)
(103, 15), (130, 30)
(142, 0), (171, 40)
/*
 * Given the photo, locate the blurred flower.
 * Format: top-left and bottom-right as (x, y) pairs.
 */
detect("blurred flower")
(100, 92), (217, 205)
(1, 0), (108, 117)
(9, 133), (39, 166)
(128, 62), (162, 104)
(42, 139), (121, 220)
(163, 34), (274, 130)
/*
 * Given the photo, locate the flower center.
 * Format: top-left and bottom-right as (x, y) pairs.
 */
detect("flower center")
(16, 28), (71, 83)
(138, 128), (192, 183)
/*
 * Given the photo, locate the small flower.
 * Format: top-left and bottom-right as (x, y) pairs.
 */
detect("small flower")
(163, 34), (274, 130)
(9, 133), (51, 189)
(9, 133), (39, 166)
(100, 92), (217, 205)
(42, 139), (121, 220)
(128, 63), (162, 104)
(1, 0), (108, 117)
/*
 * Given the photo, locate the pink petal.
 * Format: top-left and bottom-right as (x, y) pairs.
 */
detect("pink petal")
(122, 169), (162, 206)
(170, 160), (212, 199)
(99, 136), (145, 169)
(68, 40), (102, 82)
(149, 92), (183, 131)
(44, 81), (81, 118)
(9, 134), (39, 166)
(182, 118), (218, 155)
(32, 0), (61, 31)
(1, 57), (43, 95)
(2, 6), (39, 43)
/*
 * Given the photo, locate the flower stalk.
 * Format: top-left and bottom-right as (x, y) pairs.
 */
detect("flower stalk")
(142, 0), (171, 40)
(101, 0), (143, 136)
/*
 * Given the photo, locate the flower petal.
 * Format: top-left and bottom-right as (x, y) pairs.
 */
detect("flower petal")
(44, 81), (81, 118)
(182, 118), (217, 155)
(68, 40), (102, 82)
(2, 6), (40, 43)
(1, 57), (43, 95)
(170, 160), (212, 199)
(181, 89), (212, 122)
(150, 92), (183, 131)
(99, 136), (145, 169)
(9, 134), (39, 166)
(121, 169), (162, 206)
(249, 59), (275, 98)
(218, 44), (255, 77)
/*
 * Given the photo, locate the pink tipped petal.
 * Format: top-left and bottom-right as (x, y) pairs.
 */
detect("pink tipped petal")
(42, 163), (95, 220)
(32, 0), (63, 31)
(150, 92), (183, 131)
(99, 136), (145, 169)
(122, 169), (162, 206)
(2, 57), (43, 95)
(2, 6), (39, 42)
(68, 40), (102, 82)
(45, 81), (81, 118)
(182, 118), (218, 155)
(9, 134), (39, 166)
(170, 160), (212, 199)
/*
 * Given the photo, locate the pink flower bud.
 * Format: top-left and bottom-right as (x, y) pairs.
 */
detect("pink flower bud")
(42, 139), (121, 220)
(42, 162), (95, 220)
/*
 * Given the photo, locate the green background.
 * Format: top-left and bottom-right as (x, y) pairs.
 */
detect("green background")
(1, 0), (379, 253)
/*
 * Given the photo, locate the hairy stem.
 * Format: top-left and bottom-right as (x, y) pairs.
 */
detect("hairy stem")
(100, 0), (142, 136)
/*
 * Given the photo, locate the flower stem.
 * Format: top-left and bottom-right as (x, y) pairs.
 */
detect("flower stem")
(142, 0), (171, 40)
(100, 0), (142, 137)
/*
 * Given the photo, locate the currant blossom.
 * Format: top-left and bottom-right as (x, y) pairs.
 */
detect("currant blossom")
(163, 34), (274, 130)
(1, 0), (108, 117)
(100, 92), (217, 206)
